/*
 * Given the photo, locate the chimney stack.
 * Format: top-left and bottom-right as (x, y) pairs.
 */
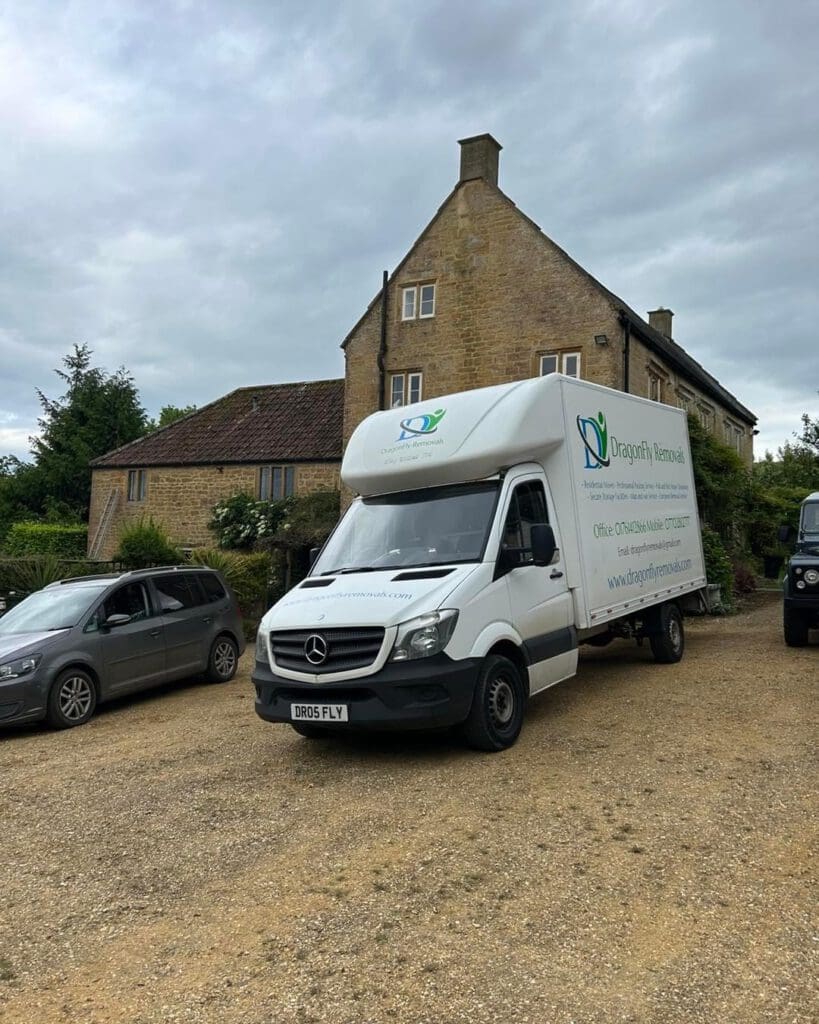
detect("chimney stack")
(458, 134), (502, 186)
(648, 308), (674, 339)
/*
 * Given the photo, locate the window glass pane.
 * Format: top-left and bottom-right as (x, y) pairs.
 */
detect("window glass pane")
(540, 354), (558, 376)
(139, 471), (146, 500)
(284, 466), (295, 497)
(408, 373), (422, 405)
(504, 482), (549, 564)
(402, 288), (416, 319)
(391, 374), (405, 408)
(563, 354), (580, 378)
(419, 284), (435, 317)
(105, 583), (151, 622)
(153, 575), (199, 612)
(272, 466), (283, 500)
(259, 467), (271, 500)
(199, 573), (226, 603)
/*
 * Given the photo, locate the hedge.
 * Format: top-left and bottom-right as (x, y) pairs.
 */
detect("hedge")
(2, 522), (88, 558)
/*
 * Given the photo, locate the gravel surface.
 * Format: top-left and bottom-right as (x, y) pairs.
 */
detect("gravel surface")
(0, 592), (815, 1024)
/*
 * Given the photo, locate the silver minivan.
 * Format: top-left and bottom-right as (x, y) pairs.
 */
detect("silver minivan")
(0, 566), (245, 729)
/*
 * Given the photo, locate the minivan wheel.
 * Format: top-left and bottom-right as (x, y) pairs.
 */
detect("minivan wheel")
(649, 603), (684, 663)
(461, 654), (526, 752)
(206, 636), (239, 683)
(46, 669), (97, 729)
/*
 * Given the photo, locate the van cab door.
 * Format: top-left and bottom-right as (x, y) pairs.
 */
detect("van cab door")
(498, 475), (578, 694)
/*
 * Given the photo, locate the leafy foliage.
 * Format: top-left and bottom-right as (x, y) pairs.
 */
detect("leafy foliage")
(0, 555), (72, 594)
(113, 518), (181, 569)
(144, 405), (197, 433)
(189, 548), (272, 630)
(2, 522), (87, 558)
(687, 415), (747, 544)
(209, 493), (289, 549)
(701, 525), (734, 609)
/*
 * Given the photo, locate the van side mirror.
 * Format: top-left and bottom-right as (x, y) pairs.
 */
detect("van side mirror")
(777, 524), (793, 544)
(531, 524), (557, 567)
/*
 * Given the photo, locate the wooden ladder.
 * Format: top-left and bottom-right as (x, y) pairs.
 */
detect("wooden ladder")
(89, 488), (119, 560)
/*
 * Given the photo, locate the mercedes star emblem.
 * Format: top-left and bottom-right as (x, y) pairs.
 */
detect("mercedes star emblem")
(304, 633), (329, 665)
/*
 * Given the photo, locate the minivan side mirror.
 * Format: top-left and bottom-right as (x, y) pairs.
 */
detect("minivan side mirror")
(531, 524), (557, 567)
(101, 613), (131, 631)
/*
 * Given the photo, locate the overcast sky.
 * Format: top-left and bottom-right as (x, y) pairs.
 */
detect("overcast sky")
(1, 0), (817, 462)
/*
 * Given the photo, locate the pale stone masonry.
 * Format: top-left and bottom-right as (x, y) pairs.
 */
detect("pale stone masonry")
(342, 134), (755, 467)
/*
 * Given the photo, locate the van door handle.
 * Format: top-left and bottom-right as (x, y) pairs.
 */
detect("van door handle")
(550, 570), (564, 579)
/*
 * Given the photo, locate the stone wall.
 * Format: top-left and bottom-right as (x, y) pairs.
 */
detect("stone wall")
(343, 177), (753, 466)
(88, 461), (341, 560)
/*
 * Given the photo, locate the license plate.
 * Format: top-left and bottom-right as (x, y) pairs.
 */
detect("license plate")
(291, 703), (349, 723)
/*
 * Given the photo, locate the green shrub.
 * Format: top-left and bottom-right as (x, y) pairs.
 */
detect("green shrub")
(113, 519), (181, 569)
(3, 522), (87, 558)
(209, 492), (290, 550)
(701, 525), (734, 609)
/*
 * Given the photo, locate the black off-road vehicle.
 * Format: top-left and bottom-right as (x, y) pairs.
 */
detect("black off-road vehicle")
(780, 491), (819, 646)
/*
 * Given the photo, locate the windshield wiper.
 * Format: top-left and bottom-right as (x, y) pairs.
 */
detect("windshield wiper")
(321, 566), (383, 576)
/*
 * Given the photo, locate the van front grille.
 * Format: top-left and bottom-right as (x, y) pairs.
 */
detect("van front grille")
(270, 627), (385, 675)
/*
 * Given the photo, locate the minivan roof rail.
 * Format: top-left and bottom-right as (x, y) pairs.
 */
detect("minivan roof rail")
(50, 574), (122, 586)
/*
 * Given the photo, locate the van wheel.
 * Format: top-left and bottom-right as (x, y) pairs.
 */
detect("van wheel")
(206, 636), (239, 682)
(784, 609), (809, 647)
(46, 669), (97, 729)
(461, 654), (525, 752)
(649, 604), (684, 663)
(291, 723), (330, 739)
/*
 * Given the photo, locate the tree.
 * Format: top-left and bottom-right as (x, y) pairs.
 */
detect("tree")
(144, 404), (197, 434)
(28, 344), (146, 520)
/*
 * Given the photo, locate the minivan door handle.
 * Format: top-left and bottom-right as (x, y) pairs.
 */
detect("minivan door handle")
(149, 629), (161, 638)
(202, 616), (212, 625)
(550, 570), (564, 579)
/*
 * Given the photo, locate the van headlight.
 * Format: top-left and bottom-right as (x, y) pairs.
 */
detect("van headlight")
(391, 610), (458, 662)
(0, 655), (41, 680)
(255, 630), (270, 666)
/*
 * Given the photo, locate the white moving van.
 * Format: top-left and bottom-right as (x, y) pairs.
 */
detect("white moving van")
(253, 375), (706, 750)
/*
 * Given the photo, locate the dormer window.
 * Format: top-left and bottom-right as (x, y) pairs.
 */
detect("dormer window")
(401, 283), (436, 320)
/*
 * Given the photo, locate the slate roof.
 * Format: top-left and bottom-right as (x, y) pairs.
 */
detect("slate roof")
(91, 379), (344, 469)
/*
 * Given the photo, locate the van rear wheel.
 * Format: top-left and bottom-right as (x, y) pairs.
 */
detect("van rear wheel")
(461, 654), (525, 752)
(649, 604), (684, 663)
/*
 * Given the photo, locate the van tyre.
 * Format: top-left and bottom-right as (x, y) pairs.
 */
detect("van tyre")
(46, 669), (97, 729)
(649, 604), (684, 663)
(462, 654), (526, 752)
(784, 609), (809, 647)
(206, 636), (239, 683)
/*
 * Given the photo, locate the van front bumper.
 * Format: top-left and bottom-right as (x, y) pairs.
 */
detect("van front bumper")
(252, 654), (481, 731)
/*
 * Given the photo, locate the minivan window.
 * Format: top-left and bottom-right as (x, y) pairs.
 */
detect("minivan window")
(153, 575), (202, 612)
(198, 573), (227, 603)
(85, 582), (152, 633)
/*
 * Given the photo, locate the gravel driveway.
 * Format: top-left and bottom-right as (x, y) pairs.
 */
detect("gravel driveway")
(0, 591), (815, 1024)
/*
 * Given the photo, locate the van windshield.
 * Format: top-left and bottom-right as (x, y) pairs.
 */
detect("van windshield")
(314, 481), (499, 575)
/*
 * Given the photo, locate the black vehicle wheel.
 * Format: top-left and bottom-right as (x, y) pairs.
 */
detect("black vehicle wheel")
(784, 609), (809, 647)
(291, 722), (331, 739)
(46, 669), (97, 729)
(206, 636), (239, 683)
(461, 654), (526, 752)
(649, 603), (685, 663)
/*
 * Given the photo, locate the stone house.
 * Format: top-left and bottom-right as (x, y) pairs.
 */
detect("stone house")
(342, 134), (756, 464)
(88, 379), (342, 559)
(88, 134), (755, 556)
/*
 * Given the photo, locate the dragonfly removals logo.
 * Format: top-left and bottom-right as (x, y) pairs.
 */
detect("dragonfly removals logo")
(397, 408), (446, 442)
(576, 410), (610, 469)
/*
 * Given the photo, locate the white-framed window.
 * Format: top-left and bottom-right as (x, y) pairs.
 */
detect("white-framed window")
(539, 351), (580, 378)
(401, 283), (436, 320)
(698, 403), (714, 430)
(259, 465), (295, 501)
(127, 469), (146, 502)
(390, 371), (423, 408)
(648, 372), (663, 403)
(724, 421), (744, 453)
